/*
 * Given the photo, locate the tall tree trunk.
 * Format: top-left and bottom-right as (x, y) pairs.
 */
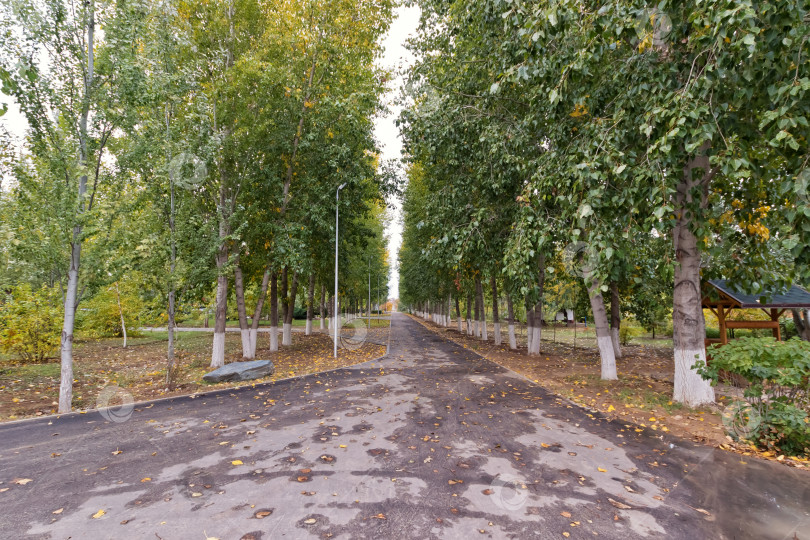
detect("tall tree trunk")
(610, 281), (622, 358)
(58, 3), (95, 413)
(233, 259), (250, 357)
(526, 297), (534, 353)
(305, 274), (315, 335)
(506, 293), (517, 350)
(283, 272), (299, 345)
(585, 269), (617, 380)
(211, 209), (229, 368)
(246, 268), (270, 359)
(473, 283), (481, 338)
(672, 148), (715, 406)
(320, 283), (326, 330)
(491, 277), (501, 346)
(455, 296), (462, 333)
(280, 267), (288, 336)
(115, 283), (127, 348)
(528, 255), (545, 355)
(466, 294), (472, 335)
(329, 292), (336, 336)
(791, 309), (810, 341)
(269, 272), (279, 352)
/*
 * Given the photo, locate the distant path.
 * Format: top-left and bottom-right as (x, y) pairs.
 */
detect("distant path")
(1, 313), (807, 539)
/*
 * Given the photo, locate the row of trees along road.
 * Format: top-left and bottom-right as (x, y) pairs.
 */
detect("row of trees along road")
(0, 0), (395, 413)
(398, 0), (809, 406)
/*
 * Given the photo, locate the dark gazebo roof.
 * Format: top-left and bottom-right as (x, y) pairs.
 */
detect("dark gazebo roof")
(707, 279), (810, 309)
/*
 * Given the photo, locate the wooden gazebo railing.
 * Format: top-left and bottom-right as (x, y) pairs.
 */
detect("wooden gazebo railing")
(702, 279), (810, 349)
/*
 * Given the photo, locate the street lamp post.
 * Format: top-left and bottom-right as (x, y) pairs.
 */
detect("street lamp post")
(334, 182), (347, 358)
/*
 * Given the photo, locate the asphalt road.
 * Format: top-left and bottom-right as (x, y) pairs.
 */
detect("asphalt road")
(1, 313), (808, 539)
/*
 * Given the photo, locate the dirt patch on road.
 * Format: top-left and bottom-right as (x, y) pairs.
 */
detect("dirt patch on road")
(0, 331), (385, 422)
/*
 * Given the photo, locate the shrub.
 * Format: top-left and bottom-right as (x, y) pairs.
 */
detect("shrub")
(619, 325), (643, 345)
(0, 284), (62, 363)
(79, 283), (143, 339)
(695, 338), (810, 456)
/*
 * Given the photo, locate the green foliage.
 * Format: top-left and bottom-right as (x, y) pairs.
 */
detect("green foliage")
(0, 284), (62, 363)
(79, 283), (143, 339)
(697, 338), (810, 456)
(619, 325), (643, 346)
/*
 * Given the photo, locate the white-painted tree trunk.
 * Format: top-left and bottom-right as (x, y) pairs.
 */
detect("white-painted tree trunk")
(672, 148), (716, 406)
(212, 331), (225, 368)
(282, 323), (292, 346)
(529, 326), (542, 355)
(248, 328), (257, 358)
(240, 328), (250, 357)
(508, 324), (516, 350)
(506, 294), (517, 350)
(493, 322), (501, 345)
(269, 326), (278, 351)
(306, 319), (312, 334)
(585, 270), (617, 380)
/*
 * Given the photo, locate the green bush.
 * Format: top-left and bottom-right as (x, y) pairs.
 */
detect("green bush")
(695, 338), (810, 456)
(619, 325), (643, 345)
(0, 284), (62, 363)
(79, 283), (143, 339)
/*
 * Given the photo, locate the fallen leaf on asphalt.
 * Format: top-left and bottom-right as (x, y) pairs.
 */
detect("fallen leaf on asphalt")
(297, 476), (309, 482)
(624, 485), (635, 492)
(482, 489), (493, 495)
(254, 510), (272, 518)
(52, 508), (63, 514)
(112, 449), (122, 455)
(231, 460), (243, 466)
(300, 468), (312, 474)
(563, 533), (570, 538)
(191, 492), (203, 497)
(691, 507), (711, 516)
(91, 509), (106, 519)
(608, 498), (631, 509)
(597, 467), (607, 473)
(372, 513), (386, 520)
(304, 518), (317, 524)
(560, 511), (572, 518)
(12, 478), (32, 485)
(141, 478), (151, 483)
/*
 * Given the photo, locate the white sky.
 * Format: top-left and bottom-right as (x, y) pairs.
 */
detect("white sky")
(374, 5), (420, 301)
(1, 5), (421, 300)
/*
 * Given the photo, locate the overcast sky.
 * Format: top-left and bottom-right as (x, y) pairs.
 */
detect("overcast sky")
(374, 5), (420, 301)
(1, 5), (420, 300)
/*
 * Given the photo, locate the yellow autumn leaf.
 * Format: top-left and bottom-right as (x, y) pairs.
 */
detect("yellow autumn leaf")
(597, 467), (607, 473)
(607, 405), (615, 412)
(231, 460), (243, 466)
(92, 509), (106, 519)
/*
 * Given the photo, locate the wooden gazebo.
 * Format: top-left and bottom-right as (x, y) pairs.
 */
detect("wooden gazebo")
(702, 279), (810, 348)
